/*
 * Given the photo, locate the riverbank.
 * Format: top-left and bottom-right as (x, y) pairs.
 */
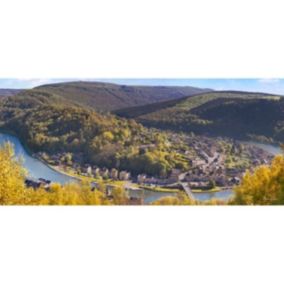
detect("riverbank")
(0, 128), (35, 155)
(39, 161), (81, 182)
(243, 141), (282, 155)
(191, 187), (222, 193)
(140, 185), (180, 193)
(49, 166), (181, 194)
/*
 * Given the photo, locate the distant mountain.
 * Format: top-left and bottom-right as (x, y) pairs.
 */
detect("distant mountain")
(33, 81), (212, 111)
(116, 91), (284, 142)
(0, 89), (24, 96)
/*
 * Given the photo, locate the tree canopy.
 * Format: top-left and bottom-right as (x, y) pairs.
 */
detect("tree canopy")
(0, 91), (190, 177)
(231, 155), (284, 205)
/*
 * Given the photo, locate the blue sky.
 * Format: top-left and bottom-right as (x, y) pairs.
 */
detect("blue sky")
(1, 78), (284, 95)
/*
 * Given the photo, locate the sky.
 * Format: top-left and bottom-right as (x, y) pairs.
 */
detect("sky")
(1, 78), (284, 95)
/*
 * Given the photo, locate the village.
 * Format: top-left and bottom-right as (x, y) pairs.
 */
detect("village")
(29, 134), (274, 201)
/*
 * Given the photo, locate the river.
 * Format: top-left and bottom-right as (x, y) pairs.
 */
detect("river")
(0, 133), (282, 203)
(244, 141), (282, 155)
(0, 133), (76, 184)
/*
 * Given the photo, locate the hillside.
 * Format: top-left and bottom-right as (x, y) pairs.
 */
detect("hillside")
(33, 81), (211, 111)
(0, 90), (192, 176)
(116, 91), (284, 142)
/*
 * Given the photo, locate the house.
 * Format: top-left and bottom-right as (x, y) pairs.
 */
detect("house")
(230, 177), (240, 185)
(110, 168), (119, 179)
(137, 174), (147, 184)
(119, 171), (131, 181)
(25, 178), (51, 190)
(143, 177), (159, 185)
(100, 168), (109, 179)
(25, 179), (41, 189)
(38, 178), (51, 188)
(189, 181), (211, 190)
(91, 181), (100, 191)
(93, 167), (101, 177)
(215, 176), (227, 187)
(169, 169), (184, 183)
(106, 185), (117, 196)
(83, 166), (92, 176)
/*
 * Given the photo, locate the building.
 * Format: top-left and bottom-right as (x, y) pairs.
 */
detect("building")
(110, 168), (119, 179)
(91, 181), (100, 191)
(119, 171), (131, 181)
(25, 178), (51, 190)
(105, 185), (117, 196)
(100, 168), (109, 179)
(169, 169), (184, 183)
(83, 166), (92, 176)
(93, 167), (101, 177)
(137, 174), (147, 184)
(189, 181), (211, 190)
(230, 177), (240, 185)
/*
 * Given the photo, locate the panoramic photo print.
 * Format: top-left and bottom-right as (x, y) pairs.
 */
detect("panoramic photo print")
(0, 78), (283, 205)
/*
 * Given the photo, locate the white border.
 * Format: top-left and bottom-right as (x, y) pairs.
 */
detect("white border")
(1, 0), (284, 78)
(1, 207), (283, 284)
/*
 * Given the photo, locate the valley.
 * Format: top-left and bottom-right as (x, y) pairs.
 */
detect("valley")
(0, 81), (283, 204)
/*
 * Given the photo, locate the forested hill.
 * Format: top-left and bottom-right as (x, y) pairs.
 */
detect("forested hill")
(116, 91), (284, 142)
(33, 81), (212, 111)
(0, 90), (192, 176)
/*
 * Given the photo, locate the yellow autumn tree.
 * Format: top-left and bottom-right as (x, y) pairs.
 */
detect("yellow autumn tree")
(112, 186), (128, 205)
(0, 142), (27, 205)
(151, 192), (197, 205)
(0, 143), (114, 205)
(25, 182), (112, 205)
(231, 155), (284, 205)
